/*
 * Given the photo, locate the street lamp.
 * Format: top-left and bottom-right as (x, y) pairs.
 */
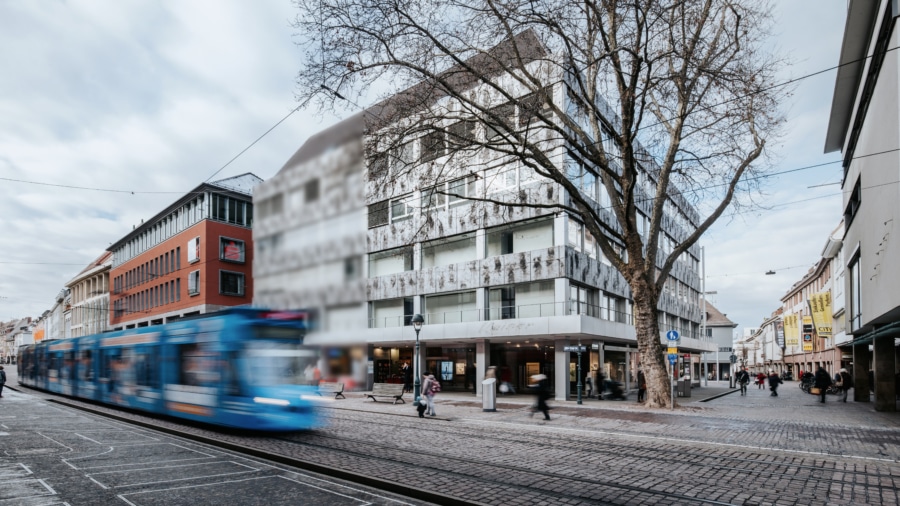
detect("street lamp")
(411, 314), (424, 403)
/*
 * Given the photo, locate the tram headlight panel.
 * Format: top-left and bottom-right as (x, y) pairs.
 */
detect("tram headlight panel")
(253, 397), (291, 406)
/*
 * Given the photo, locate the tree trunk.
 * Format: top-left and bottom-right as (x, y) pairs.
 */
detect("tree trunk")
(632, 287), (671, 409)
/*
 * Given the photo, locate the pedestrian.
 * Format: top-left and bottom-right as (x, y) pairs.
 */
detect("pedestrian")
(814, 366), (832, 403)
(767, 370), (781, 396)
(584, 372), (593, 398)
(530, 374), (551, 420)
(402, 362), (412, 393)
(838, 368), (853, 403)
(735, 367), (750, 396)
(637, 369), (647, 402)
(0, 365), (5, 397)
(756, 372), (766, 389)
(596, 369), (606, 400)
(465, 364), (475, 393)
(422, 373), (439, 416)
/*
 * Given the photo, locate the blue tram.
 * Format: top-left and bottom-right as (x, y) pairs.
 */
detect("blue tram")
(17, 308), (324, 431)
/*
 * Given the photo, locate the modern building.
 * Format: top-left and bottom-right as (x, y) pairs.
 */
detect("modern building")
(254, 117), (369, 388)
(824, 0), (899, 410)
(66, 251), (112, 337)
(107, 174), (260, 329)
(256, 32), (714, 399)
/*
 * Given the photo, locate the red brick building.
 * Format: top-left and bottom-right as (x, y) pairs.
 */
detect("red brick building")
(107, 174), (260, 329)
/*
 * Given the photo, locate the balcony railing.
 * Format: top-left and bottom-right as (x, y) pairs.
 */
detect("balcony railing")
(368, 301), (635, 328)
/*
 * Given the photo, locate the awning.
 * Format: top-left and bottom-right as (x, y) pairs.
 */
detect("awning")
(843, 321), (900, 347)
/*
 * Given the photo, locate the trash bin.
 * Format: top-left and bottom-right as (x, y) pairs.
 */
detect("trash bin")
(678, 379), (691, 398)
(482, 378), (497, 412)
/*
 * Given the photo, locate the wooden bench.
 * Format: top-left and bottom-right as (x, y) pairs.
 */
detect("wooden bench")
(318, 382), (345, 399)
(366, 383), (405, 404)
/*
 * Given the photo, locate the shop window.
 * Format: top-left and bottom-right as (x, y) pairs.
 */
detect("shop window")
(368, 246), (413, 277)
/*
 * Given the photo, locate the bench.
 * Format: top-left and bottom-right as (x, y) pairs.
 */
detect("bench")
(318, 382), (345, 399)
(366, 383), (405, 404)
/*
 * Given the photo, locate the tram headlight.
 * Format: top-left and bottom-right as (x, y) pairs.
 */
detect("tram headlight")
(253, 397), (291, 406)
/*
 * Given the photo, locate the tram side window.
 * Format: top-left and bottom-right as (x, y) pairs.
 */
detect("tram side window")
(79, 350), (94, 381)
(100, 349), (121, 392)
(134, 348), (160, 389)
(63, 351), (75, 380)
(48, 354), (60, 379)
(221, 351), (241, 396)
(177, 343), (220, 387)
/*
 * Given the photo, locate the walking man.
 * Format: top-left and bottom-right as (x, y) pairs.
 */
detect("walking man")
(814, 366), (832, 403)
(735, 367), (750, 396)
(0, 365), (6, 397)
(767, 370), (782, 396)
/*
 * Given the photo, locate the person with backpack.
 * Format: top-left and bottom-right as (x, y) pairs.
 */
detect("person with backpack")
(838, 368), (853, 403)
(736, 367), (751, 396)
(422, 373), (440, 417)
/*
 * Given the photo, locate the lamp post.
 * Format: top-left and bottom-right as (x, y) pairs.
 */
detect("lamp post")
(411, 314), (424, 404)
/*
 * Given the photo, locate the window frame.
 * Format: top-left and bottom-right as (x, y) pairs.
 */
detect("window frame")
(219, 270), (245, 297)
(219, 236), (246, 264)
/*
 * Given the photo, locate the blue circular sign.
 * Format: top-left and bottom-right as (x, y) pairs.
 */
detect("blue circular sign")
(666, 330), (679, 341)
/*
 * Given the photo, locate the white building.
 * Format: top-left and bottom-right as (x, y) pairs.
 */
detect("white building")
(256, 31), (714, 399)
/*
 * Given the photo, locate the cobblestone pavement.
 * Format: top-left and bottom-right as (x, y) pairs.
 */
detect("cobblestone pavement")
(3, 368), (900, 505)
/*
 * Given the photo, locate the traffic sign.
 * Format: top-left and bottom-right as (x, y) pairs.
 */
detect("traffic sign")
(667, 347), (678, 354)
(666, 330), (679, 341)
(563, 345), (587, 352)
(667, 353), (677, 364)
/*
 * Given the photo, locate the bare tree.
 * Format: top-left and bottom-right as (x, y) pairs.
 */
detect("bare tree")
(292, 0), (784, 408)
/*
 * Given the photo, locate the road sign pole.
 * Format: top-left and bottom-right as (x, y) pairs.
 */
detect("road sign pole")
(576, 339), (583, 405)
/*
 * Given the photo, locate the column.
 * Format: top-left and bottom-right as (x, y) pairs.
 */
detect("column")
(873, 336), (897, 412)
(475, 339), (489, 397)
(555, 338), (569, 401)
(853, 343), (871, 403)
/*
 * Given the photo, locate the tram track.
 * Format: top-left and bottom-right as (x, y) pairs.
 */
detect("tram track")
(46, 396), (737, 505)
(40, 394), (898, 505)
(314, 409), (900, 495)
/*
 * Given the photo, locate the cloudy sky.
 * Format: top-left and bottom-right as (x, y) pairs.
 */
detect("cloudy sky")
(0, 1), (847, 332)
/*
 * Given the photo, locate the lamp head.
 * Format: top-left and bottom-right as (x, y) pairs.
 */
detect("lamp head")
(411, 313), (424, 331)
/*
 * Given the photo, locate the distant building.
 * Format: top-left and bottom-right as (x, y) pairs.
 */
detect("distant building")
(66, 251), (112, 337)
(702, 303), (738, 380)
(107, 174), (260, 329)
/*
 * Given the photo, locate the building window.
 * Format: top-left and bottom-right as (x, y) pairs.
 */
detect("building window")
(220, 237), (246, 263)
(569, 284), (598, 317)
(844, 179), (861, 230)
(188, 271), (200, 295)
(419, 131), (447, 162)
(422, 232), (477, 268)
(485, 103), (515, 141)
(176, 278), (181, 301)
(447, 120), (476, 148)
(849, 251), (861, 331)
(187, 237), (200, 263)
(368, 246), (414, 277)
(220, 271), (245, 296)
(390, 194), (413, 222)
(305, 178), (320, 202)
(368, 200), (389, 228)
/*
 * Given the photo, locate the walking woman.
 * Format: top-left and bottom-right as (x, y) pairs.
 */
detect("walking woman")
(637, 369), (647, 403)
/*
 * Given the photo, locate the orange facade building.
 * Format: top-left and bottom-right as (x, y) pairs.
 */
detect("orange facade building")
(107, 174), (260, 329)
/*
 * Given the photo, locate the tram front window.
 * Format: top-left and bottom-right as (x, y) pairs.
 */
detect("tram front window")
(243, 341), (319, 387)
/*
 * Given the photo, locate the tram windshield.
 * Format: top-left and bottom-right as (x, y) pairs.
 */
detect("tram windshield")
(242, 340), (320, 387)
